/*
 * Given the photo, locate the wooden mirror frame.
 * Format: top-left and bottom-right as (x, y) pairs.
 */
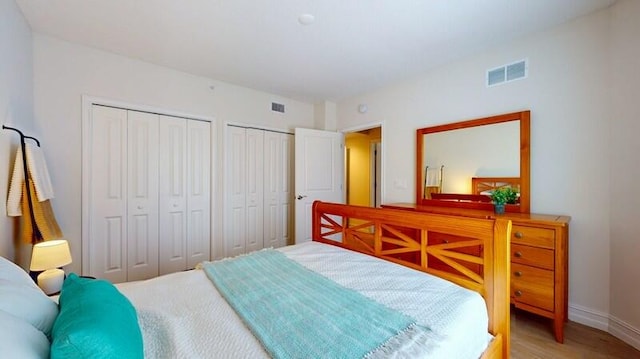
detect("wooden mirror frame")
(416, 110), (530, 213)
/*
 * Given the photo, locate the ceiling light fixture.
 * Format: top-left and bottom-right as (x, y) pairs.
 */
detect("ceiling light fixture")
(298, 14), (315, 26)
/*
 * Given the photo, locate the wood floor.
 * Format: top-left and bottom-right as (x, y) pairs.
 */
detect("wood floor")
(511, 308), (640, 358)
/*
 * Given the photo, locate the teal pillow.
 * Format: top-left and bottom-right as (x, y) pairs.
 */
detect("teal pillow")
(51, 273), (143, 359)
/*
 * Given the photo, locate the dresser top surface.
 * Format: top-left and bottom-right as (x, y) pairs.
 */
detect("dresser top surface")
(382, 203), (571, 226)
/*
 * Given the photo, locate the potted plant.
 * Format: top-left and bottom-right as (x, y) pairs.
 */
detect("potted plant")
(490, 187), (519, 214)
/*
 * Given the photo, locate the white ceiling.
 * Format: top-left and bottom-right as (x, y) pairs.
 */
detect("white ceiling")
(16, 0), (616, 103)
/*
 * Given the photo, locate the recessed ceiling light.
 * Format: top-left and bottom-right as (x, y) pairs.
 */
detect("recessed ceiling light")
(298, 14), (315, 26)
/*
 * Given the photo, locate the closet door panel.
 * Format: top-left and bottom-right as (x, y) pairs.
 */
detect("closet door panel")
(89, 105), (128, 283)
(187, 120), (211, 268)
(263, 131), (281, 248)
(280, 134), (293, 247)
(126, 111), (159, 281)
(226, 126), (247, 257)
(245, 129), (264, 253)
(159, 116), (188, 274)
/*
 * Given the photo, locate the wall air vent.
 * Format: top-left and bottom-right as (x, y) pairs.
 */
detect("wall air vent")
(271, 102), (285, 113)
(487, 59), (528, 87)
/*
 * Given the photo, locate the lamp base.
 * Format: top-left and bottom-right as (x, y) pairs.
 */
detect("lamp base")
(37, 268), (65, 295)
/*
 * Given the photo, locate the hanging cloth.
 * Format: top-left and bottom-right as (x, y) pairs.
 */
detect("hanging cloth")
(6, 143), (63, 243)
(19, 180), (63, 243)
(7, 144), (55, 215)
(25, 144), (55, 201)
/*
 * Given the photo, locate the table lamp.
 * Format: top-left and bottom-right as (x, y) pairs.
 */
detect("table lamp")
(30, 239), (72, 295)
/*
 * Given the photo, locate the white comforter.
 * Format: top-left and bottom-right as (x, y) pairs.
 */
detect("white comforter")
(117, 242), (491, 359)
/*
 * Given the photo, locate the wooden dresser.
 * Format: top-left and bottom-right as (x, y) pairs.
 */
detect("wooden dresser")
(382, 203), (570, 343)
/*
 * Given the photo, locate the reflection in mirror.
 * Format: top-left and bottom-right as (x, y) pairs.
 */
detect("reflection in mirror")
(416, 111), (530, 213)
(424, 121), (520, 194)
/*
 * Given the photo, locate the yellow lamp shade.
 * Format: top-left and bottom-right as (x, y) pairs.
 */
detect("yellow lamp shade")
(30, 239), (72, 271)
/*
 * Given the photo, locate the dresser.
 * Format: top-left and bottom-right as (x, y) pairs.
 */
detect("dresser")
(382, 203), (570, 343)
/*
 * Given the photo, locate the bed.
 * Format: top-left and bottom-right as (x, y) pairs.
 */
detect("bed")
(1, 201), (510, 359)
(471, 177), (521, 198)
(421, 176), (522, 212)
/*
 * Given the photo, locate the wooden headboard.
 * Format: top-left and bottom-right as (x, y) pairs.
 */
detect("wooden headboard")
(311, 201), (511, 359)
(472, 177), (521, 195)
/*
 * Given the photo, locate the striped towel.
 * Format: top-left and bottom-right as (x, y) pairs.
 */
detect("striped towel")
(20, 181), (63, 243)
(7, 144), (55, 216)
(6, 144), (63, 243)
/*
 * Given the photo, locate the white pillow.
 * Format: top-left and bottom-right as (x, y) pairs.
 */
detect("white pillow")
(0, 278), (58, 335)
(0, 309), (50, 359)
(0, 255), (37, 288)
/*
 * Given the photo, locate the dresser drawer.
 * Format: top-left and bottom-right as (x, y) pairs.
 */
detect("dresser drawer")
(512, 263), (554, 312)
(512, 225), (555, 249)
(512, 244), (554, 270)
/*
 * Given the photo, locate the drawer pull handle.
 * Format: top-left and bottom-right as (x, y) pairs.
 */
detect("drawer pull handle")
(443, 239), (449, 244)
(514, 232), (523, 239)
(515, 290), (522, 297)
(514, 271), (522, 277)
(514, 251), (523, 258)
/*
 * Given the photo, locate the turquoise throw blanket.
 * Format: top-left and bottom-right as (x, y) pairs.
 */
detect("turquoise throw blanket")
(202, 249), (416, 359)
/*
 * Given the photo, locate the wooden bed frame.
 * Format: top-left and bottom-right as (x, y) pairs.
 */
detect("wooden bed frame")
(421, 176), (522, 212)
(472, 177), (521, 196)
(311, 201), (511, 359)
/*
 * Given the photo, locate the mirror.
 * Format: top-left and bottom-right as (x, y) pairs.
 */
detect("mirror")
(416, 111), (530, 213)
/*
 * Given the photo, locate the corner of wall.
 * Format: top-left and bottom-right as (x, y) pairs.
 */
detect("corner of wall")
(1, 0), (35, 267)
(313, 101), (337, 130)
(609, 315), (640, 351)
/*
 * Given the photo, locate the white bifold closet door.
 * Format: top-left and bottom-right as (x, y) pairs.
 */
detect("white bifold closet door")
(263, 130), (292, 249)
(158, 117), (211, 275)
(86, 105), (210, 283)
(225, 126), (292, 257)
(89, 106), (159, 283)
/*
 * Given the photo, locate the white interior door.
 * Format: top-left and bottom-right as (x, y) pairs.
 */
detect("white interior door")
(126, 110), (159, 281)
(294, 128), (344, 244)
(88, 105), (128, 283)
(186, 120), (211, 268)
(226, 126), (247, 257)
(280, 134), (293, 247)
(244, 128), (264, 253)
(263, 131), (282, 249)
(158, 115), (188, 275)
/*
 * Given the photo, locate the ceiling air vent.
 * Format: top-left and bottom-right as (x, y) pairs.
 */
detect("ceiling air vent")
(271, 102), (285, 113)
(487, 59), (528, 87)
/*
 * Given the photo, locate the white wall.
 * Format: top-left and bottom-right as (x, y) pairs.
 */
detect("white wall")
(338, 5), (615, 334)
(0, 0), (34, 268)
(609, 0), (640, 349)
(32, 34), (315, 274)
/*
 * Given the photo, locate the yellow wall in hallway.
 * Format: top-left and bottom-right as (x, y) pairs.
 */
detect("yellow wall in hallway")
(345, 133), (371, 206)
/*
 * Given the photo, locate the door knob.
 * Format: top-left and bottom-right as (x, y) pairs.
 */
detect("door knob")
(296, 195), (307, 200)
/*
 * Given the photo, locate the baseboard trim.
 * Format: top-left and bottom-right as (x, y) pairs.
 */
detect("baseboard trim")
(609, 315), (640, 351)
(568, 303), (609, 331)
(569, 304), (640, 351)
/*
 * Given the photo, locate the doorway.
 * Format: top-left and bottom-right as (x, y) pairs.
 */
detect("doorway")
(344, 126), (382, 208)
